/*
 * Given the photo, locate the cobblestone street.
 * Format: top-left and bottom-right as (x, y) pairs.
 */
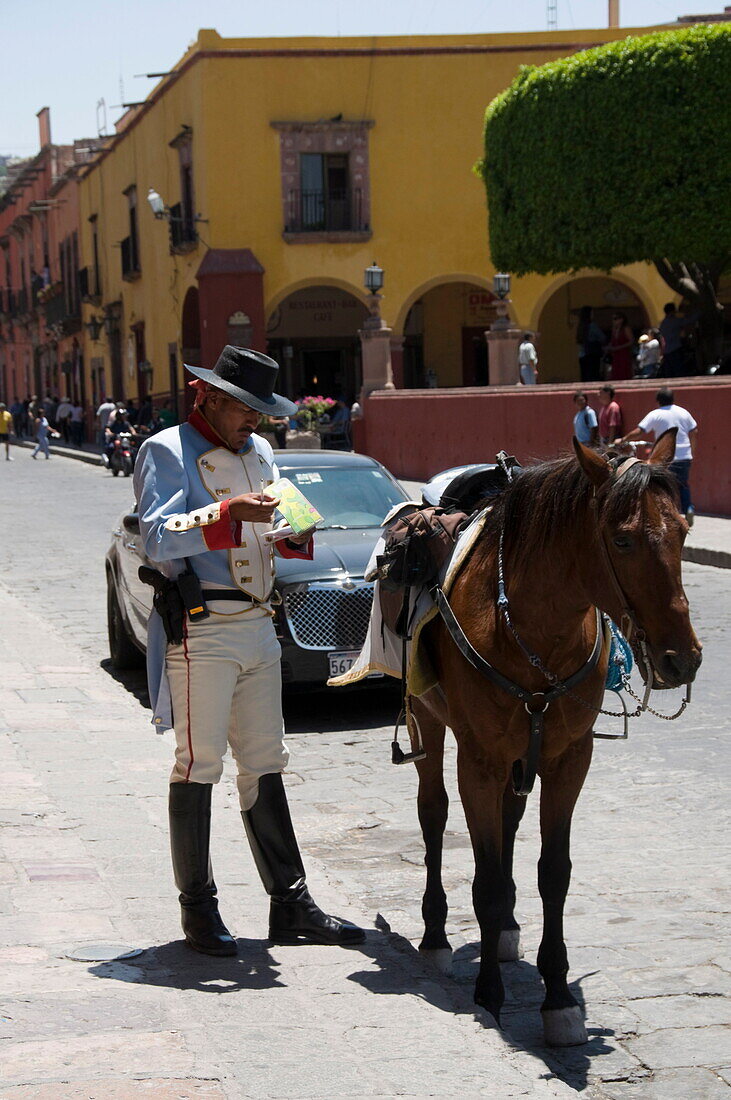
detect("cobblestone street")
(0, 452), (729, 1098)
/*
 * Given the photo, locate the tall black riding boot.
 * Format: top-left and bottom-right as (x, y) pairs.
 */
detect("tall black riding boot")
(169, 782), (237, 956)
(241, 773), (365, 946)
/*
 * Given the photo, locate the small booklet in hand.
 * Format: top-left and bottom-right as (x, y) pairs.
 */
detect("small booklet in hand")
(267, 477), (323, 536)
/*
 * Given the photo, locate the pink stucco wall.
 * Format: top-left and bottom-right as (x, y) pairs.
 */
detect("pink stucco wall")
(356, 377), (731, 515)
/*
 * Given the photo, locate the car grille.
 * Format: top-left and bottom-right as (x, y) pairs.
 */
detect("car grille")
(283, 581), (374, 650)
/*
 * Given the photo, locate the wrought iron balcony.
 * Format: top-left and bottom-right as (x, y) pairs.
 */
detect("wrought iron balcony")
(285, 188), (366, 233)
(78, 265), (101, 302)
(121, 235), (141, 280)
(168, 203), (197, 252)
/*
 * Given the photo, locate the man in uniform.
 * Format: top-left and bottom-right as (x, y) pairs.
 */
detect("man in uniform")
(133, 346), (364, 955)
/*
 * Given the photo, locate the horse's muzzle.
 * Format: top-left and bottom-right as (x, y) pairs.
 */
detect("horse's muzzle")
(654, 647), (703, 689)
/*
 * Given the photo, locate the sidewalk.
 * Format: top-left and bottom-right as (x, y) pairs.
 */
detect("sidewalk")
(11, 437), (104, 467)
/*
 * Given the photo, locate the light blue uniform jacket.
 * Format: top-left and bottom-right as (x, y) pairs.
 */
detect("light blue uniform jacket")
(133, 422), (279, 732)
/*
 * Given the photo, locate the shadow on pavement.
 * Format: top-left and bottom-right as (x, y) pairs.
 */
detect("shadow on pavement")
(344, 921), (616, 1093)
(283, 683), (401, 735)
(89, 938), (284, 994)
(99, 659), (150, 710)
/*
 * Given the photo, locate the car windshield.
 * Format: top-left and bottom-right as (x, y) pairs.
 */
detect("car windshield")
(277, 465), (407, 528)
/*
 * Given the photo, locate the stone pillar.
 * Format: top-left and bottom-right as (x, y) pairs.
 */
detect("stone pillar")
(485, 297), (522, 386)
(359, 293), (395, 401)
(389, 335), (405, 389)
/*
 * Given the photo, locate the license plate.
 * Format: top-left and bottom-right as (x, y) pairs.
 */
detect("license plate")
(328, 650), (360, 677)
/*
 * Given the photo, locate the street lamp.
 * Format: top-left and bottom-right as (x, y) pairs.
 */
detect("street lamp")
(364, 261), (384, 294)
(85, 314), (104, 342)
(147, 188), (166, 219)
(493, 272), (511, 300)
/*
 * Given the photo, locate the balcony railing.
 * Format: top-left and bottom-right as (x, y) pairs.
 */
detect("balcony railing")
(168, 203), (197, 251)
(42, 286), (81, 334)
(78, 265), (101, 302)
(14, 288), (29, 317)
(285, 188), (366, 233)
(121, 236), (141, 280)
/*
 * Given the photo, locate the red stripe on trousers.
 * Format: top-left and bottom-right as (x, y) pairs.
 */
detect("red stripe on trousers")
(183, 623), (194, 781)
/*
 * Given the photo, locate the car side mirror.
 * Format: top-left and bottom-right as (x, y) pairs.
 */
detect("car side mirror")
(123, 513), (140, 534)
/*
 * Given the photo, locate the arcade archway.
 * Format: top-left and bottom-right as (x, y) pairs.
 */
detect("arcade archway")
(401, 281), (498, 388)
(536, 276), (649, 384)
(266, 285), (368, 401)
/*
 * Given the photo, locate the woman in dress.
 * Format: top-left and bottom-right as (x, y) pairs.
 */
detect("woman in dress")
(606, 312), (635, 381)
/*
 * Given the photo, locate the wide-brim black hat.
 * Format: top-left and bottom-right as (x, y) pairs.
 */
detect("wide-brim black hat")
(185, 346), (297, 417)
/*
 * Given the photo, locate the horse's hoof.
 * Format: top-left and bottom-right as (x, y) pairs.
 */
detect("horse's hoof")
(419, 946), (453, 975)
(498, 928), (523, 962)
(541, 1005), (587, 1046)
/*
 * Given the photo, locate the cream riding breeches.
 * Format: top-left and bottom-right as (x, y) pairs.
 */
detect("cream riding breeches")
(166, 612), (288, 810)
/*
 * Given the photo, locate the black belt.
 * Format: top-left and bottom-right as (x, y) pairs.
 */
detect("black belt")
(202, 589), (255, 602)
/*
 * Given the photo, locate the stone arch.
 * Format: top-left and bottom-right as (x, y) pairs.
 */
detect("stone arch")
(393, 272), (494, 336)
(265, 282), (369, 401)
(533, 272), (651, 384)
(265, 277), (367, 322)
(529, 269), (655, 333)
(396, 275), (498, 388)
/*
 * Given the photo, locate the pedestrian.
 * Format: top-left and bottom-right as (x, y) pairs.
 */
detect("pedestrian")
(605, 313), (635, 381)
(597, 384), (624, 446)
(618, 387), (698, 525)
(0, 402), (14, 460)
(137, 398), (153, 431)
(96, 395), (116, 447)
(31, 411), (53, 460)
(133, 345), (364, 956)
(637, 329), (662, 378)
(576, 305), (605, 383)
(269, 416), (289, 449)
(658, 303), (699, 378)
(572, 390), (598, 447)
(157, 399), (177, 429)
(55, 396), (73, 443)
(43, 392), (58, 427)
(517, 333), (538, 385)
(10, 396), (23, 438)
(70, 401), (85, 447)
(126, 399), (139, 427)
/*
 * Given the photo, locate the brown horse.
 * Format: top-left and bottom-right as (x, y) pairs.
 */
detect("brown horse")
(409, 433), (702, 1045)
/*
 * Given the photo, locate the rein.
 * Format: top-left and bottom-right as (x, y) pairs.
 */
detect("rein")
(435, 588), (604, 796)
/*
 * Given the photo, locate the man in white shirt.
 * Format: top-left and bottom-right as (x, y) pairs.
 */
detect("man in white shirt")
(95, 396), (116, 447)
(517, 333), (538, 385)
(618, 387), (698, 525)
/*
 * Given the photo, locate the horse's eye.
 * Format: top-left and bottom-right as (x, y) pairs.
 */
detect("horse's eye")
(613, 534), (633, 551)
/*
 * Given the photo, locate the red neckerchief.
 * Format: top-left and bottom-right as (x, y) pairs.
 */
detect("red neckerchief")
(188, 407), (251, 455)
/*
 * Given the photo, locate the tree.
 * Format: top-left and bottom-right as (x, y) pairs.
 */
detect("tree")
(478, 24), (731, 367)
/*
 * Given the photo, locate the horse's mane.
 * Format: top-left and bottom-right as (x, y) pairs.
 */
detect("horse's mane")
(484, 454), (679, 577)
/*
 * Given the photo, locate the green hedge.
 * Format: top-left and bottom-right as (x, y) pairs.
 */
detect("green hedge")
(479, 24), (731, 274)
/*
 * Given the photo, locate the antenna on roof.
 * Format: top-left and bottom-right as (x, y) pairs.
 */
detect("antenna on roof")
(96, 98), (108, 137)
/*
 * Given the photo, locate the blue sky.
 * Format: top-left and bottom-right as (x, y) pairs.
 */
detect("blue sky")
(1, 0), (719, 155)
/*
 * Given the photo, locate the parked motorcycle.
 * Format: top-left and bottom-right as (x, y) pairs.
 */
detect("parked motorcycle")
(109, 432), (137, 477)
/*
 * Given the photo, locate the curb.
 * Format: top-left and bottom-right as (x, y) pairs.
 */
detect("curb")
(11, 439), (104, 467)
(682, 545), (731, 570)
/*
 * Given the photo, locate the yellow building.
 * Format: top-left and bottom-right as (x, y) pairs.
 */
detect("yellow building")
(79, 24), (682, 412)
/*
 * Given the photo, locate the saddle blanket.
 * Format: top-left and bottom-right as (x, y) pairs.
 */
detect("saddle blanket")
(328, 505), (490, 695)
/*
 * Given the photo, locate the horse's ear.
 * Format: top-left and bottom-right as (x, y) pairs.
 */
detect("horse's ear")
(648, 427), (678, 466)
(573, 437), (612, 488)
